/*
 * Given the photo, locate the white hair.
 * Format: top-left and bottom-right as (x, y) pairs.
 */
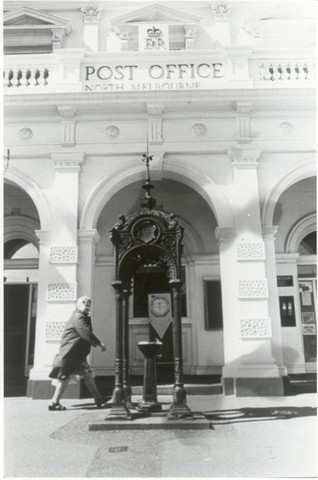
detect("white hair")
(76, 296), (91, 308)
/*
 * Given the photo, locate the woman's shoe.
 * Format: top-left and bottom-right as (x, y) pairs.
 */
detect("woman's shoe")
(94, 396), (108, 408)
(48, 402), (66, 411)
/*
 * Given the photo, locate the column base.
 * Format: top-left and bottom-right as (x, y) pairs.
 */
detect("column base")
(168, 402), (193, 420)
(223, 376), (286, 396)
(106, 404), (131, 421)
(27, 378), (82, 399)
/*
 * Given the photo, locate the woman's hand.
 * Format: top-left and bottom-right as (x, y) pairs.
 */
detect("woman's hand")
(100, 343), (106, 351)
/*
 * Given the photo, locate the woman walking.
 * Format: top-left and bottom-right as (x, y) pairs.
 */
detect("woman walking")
(48, 296), (107, 410)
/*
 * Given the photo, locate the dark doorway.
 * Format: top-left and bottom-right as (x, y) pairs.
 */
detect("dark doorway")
(4, 284), (37, 396)
(133, 269), (179, 383)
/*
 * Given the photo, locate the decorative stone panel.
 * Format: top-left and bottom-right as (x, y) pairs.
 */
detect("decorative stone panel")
(50, 246), (78, 264)
(238, 280), (268, 298)
(192, 123), (207, 136)
(47, 283), (77, 301)
(45, 321), (66, 340)
(280, 122), (294, 136)
(240, 318), (272, 338)
(106, 125), (119, 138)
(237, 242), (265, 261)
(19, 127), (33, 140)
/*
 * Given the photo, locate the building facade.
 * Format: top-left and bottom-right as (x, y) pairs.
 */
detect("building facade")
(3, 0), (316, 398)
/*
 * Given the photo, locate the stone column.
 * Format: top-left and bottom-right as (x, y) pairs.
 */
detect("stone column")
(77, 229), (100, 298)
(81, 6), (102, 53)
(221, 148), (284, 396)
(214, 227), (239, 381)
(263, 226), (287, 377)
(27, 229), (52, 392)
(107, 281), (130, 420)
(168, 279), (193, 419)
(28, 152), (85, 398)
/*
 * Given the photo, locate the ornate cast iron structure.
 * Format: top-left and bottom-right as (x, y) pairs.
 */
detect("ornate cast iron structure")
(108, 153), (193, 420)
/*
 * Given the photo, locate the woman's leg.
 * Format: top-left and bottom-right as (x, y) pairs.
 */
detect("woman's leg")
(82, 371), (103, 399)
(51, 378), (70, 404)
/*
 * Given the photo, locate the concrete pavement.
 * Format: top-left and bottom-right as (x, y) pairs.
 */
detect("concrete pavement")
(2, 391), (317, 478)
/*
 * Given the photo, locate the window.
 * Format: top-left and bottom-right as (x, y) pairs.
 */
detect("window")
(277, 275), (294, 287)
(279, 296), (296, 327)
(204, 280), (223, 330)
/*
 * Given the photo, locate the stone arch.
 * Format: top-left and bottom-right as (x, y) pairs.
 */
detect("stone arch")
(262, 158), (316, 227)
(80, 159), (233, 231)
(4, 166), (51, 231)
(285, 213), (316, 253)
(4, 215), (40, 250)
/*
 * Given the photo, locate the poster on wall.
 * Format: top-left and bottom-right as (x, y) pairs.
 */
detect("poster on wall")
(302, 324), (316, 335)
(302, 311), (315, 323)
(138, 24), (169, 51)
(301, 291), (312, 306)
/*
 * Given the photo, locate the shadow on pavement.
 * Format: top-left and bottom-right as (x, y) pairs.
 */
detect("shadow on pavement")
(204, 406), (317, 424)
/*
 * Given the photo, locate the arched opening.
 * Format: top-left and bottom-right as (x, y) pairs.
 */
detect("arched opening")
(92, 176), (224, 387)
(273, 177), (316, 371)
(299, 232), (317, 255)
(3, 181), (40, 396)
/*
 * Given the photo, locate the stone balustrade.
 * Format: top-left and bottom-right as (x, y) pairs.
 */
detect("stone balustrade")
(3, 50), (316, 92)
(3, 67), (50, 88)
(258, 61), (315, 82)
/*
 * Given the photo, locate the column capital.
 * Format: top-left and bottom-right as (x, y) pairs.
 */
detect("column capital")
(80, 6), (102, 24)
(214, 226), (236, 245)
(211, 2), (231, 22)
(35, 229), (51, 245)
(147, 103), (163, 115)
(228, 147), (262, 167)
(51, 151), (85, 171)
(235, 101), (252, 114)
(78, 228), (101, 244)
(262, 225), (279, 239)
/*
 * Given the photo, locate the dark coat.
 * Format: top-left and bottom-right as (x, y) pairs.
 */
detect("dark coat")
(49, 309), (102, 378)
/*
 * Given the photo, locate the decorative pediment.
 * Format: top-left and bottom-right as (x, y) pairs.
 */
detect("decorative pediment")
(111, 3), (201, 51)
(111, 3), (202, 26)
(3, 7), (71, 53)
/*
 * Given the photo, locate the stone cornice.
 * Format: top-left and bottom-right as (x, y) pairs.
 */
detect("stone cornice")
(35, 229), (51, 244)
(228, 147), (262, 167)
(78, 229), (101, 244)
(51, 151), (85, 170)
(262, 226), (279, 239)
(214, 226), (236, 244)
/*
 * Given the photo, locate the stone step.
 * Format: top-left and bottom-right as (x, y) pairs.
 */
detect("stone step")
(132, 383), (223, 395)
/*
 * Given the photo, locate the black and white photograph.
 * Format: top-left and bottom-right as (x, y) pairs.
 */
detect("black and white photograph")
(2, 0), (317, 478)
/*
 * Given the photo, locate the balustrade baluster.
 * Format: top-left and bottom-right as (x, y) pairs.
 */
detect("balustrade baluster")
(28, 68), (37, 87)
(279, 63), (289, 81)
(271, 63), (281, 81)
(37, 68), (47, 86)
(288, 63), (298, 81)
(19, 68), (29, 87)
(297, 63), (306, 81)
(3, 69), (11, 88)
(10, 69), (20, 87)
